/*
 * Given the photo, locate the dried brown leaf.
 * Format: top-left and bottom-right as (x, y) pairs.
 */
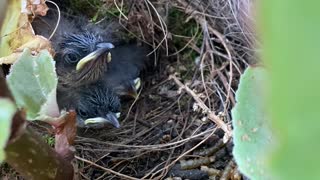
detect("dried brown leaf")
(0, 35), (53, 64)
(0, 0), (52, 65)
(22, 0), (48, 16)
(54, 111), (77, 161)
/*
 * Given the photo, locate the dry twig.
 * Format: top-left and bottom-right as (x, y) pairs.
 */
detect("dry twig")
(169, 74), (232, 141)
(75, 156), (140, 180)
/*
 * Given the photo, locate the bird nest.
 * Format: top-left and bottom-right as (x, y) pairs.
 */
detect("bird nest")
(11, 0), (257, 179)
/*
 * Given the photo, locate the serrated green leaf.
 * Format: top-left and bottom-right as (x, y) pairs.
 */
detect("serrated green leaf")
(232, 66), (274, 180)
(0, 98), (16, 163)
(7, 48), (59, 120)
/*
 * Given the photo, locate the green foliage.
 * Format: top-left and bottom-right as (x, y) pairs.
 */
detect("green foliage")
(7, 49), (58, 121)
(42, 135), (55, 147)
(168, 8), (203, 80)
(69, 0), (103, 17)
(69, 0), (127, 22)
(168, 8), (201, 46)
(232, 66), (274, 180)
(260, 1), (320, 179)
(0, 98), (16, 163)
(103, 5), (129, 20)
(168, 8), (202, 58)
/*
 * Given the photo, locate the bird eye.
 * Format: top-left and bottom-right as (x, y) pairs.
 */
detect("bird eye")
(65, 53), (79, 64)
(77, 109), (88, 118)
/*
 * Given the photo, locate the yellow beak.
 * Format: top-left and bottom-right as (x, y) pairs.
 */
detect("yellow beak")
(76, 43), (114, 71)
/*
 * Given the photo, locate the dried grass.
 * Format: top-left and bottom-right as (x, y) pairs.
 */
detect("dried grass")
(73, 0), (257, 179)
(1, 0), (257, 179)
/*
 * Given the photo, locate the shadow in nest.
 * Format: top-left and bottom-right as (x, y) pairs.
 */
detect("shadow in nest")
(5, 0), (257, 179)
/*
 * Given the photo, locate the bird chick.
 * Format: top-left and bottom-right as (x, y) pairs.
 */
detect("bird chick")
(32, 9), (151, 129)
(55, 32), (114, 90)
(53, 31), (123, 128)
(54, 31), (149, 129)
(102, 43), (149, 98)
(56, 81), (121, 128)
(75, 83), (121, 129)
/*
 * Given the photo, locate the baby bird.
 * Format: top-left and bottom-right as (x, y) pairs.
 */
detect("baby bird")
(32, 8), (150, 129)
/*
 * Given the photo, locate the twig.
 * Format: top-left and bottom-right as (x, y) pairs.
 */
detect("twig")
(144, 0), (169, 55)
(176, 0), (236, 116)
(45, 0), (60, 40)
(202, 20), (234, 115)
(193, 140), (225, 157)
(114, 0), (129, 20)
(169, 74), (232, 141)
(220, 160), (236, 180)
(217, 70), (236, 106)
(123, 86), (143, 123)
(75, 155), (140, 180)
(76, 128), (214, 151)
(147, 128), (217, 179)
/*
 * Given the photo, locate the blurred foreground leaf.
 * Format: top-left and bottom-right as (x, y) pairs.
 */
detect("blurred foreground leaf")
(260, 1), (320, 179)
(0, 1), (8, 27)
(7, 48), (59, 120)
(0, 98), (16, 163)
(232, 66), (274, 180)
(0, 78), (75, 179)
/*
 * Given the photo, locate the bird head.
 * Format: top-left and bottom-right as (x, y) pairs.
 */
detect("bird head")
(57, 31), (114, 84)
(75, 84), (121, 129)
(113, 77), (141, 99)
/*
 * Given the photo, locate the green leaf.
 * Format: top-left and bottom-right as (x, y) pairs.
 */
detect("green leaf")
(0, 98), (16, 163)
(7, 48), (59, 120)
(231, 66), (274, 180)
(260, 1), (320, 179)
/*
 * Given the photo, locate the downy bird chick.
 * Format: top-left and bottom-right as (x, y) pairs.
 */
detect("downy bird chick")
(32, 7), (150, 129)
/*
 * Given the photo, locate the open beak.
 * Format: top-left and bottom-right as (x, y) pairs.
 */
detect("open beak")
(76, 43), (114, 71)
(84, 112), (120, 128)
